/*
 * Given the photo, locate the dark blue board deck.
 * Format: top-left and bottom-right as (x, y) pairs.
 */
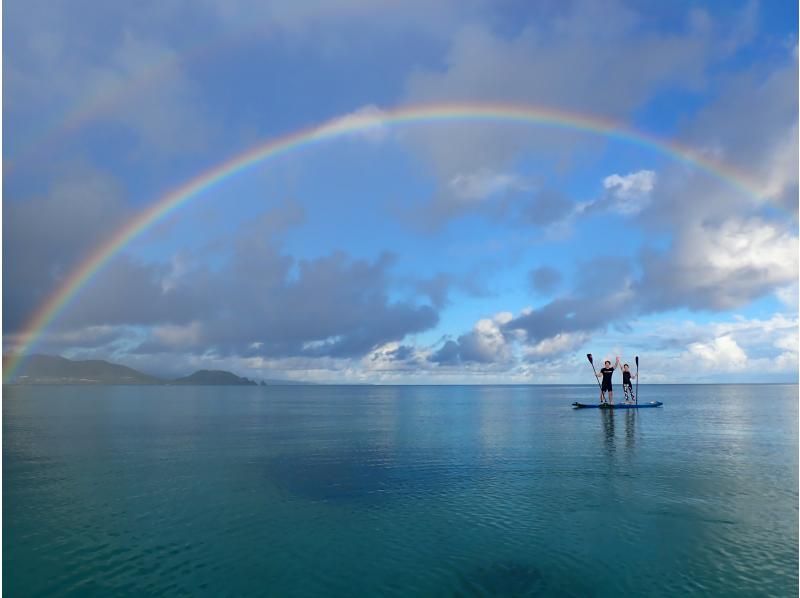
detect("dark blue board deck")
(572, 401), (663, 409)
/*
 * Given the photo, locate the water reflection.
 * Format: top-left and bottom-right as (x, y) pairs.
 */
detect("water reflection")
(263, 386), (485, 504)
(601, 408), (616, 456)
(600, 408), (639, 457)
(625, 409), (637, 452)
(263, 386), (544, 505)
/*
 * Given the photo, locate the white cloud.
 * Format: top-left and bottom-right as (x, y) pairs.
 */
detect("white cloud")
(471, 312), (514, 362)
(603, 170), (656, 214)
(435, 305), (798, 382)
(774, 283), (798, 308)
(685, 335), (748, 371)
(679, 325), (797, 375)
(617, 313), (798, 378)
(641, 217), (799, 310)
(524, 331), (590, 358)
(702, 219), (797, 273)
(774, 331), (798, 353)
(363, 341), (429, 373)
(712, 314), (798, 371)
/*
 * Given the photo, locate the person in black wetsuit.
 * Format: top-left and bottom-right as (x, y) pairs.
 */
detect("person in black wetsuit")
(622, 363), (637, 404)
(596, 357), (620, 404)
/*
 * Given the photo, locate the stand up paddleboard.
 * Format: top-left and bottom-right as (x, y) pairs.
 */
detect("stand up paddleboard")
(578, 354), (662, 409)
(572, 401), (663, 409)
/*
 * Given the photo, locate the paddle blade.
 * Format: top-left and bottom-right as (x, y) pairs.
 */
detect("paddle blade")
(635, 355), (639, 368)
(587, 353), (593, 364)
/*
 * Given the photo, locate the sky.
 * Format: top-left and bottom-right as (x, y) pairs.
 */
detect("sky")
(3, 0), (798, 384)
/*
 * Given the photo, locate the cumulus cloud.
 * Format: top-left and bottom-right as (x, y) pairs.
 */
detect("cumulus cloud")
(666, 313), (798, 375)
(711, 314), (798, 365)
(431, 312), (514, 365)
(364, 342), (430, 374)
(602, 170), (656, 214)
(685, 335), (748, 371)
(524, 331), (590, 359)
(428, 307), (797, 382)
(639, 218), (799, 311)
(775, 283), (799, 308)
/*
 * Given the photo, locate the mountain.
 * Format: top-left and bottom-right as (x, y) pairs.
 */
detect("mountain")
(5, 354), (308, 386)
(9, 354), (162, 385)
(171, 370), (257, 386)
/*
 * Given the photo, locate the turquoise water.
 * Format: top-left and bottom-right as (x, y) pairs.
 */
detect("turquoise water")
(4, 384), (798, 597)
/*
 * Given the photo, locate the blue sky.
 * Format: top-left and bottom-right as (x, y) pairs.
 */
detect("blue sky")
(4, 0), (798, 383)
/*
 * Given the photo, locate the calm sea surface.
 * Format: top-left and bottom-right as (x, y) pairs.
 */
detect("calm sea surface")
(4, 384), (798, 597)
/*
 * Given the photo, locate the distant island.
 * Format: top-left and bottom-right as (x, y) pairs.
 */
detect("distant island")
(4, 354), (310, 386)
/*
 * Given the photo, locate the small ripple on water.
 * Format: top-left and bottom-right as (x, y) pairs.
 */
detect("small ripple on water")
(4, 384), (797, 596)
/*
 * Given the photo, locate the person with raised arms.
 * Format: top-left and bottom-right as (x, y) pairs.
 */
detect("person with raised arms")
(596, 356), (621, 405)
(622, 363), (637, 404)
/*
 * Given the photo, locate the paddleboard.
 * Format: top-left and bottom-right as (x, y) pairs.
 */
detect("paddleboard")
(572, 401), (663, 409)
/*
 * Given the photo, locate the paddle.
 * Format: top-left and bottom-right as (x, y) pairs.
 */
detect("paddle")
(635, 355), (639, 405)
(587, 353), (603, 394)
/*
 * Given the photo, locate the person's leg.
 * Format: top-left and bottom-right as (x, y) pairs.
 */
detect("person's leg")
(608, 389), (614, 404)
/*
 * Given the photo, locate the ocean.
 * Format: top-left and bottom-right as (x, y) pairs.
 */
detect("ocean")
(4, 384), (797, 596)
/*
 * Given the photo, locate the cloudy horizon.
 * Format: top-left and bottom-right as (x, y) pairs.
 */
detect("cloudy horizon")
(4, 0), (798, 384)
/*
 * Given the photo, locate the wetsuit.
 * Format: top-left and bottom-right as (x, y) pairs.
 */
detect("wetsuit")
(600, 367), (614, 392)
(623, 371), (635, 401)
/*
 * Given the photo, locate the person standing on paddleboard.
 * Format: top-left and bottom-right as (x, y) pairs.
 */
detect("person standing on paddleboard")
(622, 364), (636, 404)
(596, 357), (620, 404)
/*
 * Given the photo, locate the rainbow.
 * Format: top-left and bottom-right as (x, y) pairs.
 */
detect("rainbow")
(3, 101), (764, 381)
